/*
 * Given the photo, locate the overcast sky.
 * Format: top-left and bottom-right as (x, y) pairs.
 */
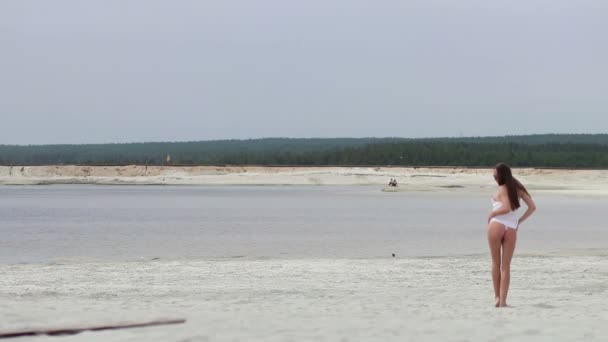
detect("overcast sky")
(1, 0), (607, 144)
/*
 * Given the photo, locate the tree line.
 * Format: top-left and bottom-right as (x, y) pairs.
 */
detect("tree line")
(1, 135), (608, 168)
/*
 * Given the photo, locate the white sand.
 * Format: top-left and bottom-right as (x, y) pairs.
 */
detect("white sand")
(1, 255), (607, 341)
(1, 165), (608, 195)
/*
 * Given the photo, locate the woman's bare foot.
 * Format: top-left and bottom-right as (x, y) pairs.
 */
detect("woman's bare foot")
(495, 297), (500, 307)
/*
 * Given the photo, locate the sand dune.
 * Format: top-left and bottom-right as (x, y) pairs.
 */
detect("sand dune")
(1, 165), (607, 194)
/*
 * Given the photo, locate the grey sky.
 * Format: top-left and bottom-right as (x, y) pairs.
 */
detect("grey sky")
(1, 0), (607, 144)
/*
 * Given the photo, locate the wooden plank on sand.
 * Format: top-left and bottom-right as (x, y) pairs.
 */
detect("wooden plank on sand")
(0, 318), (186, 339)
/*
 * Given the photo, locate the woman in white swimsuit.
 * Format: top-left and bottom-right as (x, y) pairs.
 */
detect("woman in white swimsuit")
(487, 163), (536, 307)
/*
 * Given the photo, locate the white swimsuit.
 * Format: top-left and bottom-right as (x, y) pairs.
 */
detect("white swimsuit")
(491, 197), (519, 230)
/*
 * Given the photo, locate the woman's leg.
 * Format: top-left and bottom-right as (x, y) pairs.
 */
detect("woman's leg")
(487, 221), (505, 306)
(499, 228), (517, 307)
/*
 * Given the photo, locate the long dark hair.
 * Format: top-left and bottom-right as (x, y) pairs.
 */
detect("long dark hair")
(495, 163), (528, 211)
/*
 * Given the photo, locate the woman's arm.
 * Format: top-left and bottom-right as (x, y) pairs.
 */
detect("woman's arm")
(517, 190), (537, 228)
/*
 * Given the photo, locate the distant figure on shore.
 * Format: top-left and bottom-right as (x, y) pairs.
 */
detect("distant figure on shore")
(487, 163), (536, 308)
(388, 179), (398, 187)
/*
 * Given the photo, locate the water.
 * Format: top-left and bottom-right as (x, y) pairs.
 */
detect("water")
(0, 185), (606, 263)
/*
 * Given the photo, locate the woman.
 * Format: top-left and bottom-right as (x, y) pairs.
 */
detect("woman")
(487, 163), (536, 307)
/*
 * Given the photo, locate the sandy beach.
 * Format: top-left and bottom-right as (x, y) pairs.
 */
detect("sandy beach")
(1, 255), (607, 342)
(1, 165), (608, 195)
(1, 168), (607, 341)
